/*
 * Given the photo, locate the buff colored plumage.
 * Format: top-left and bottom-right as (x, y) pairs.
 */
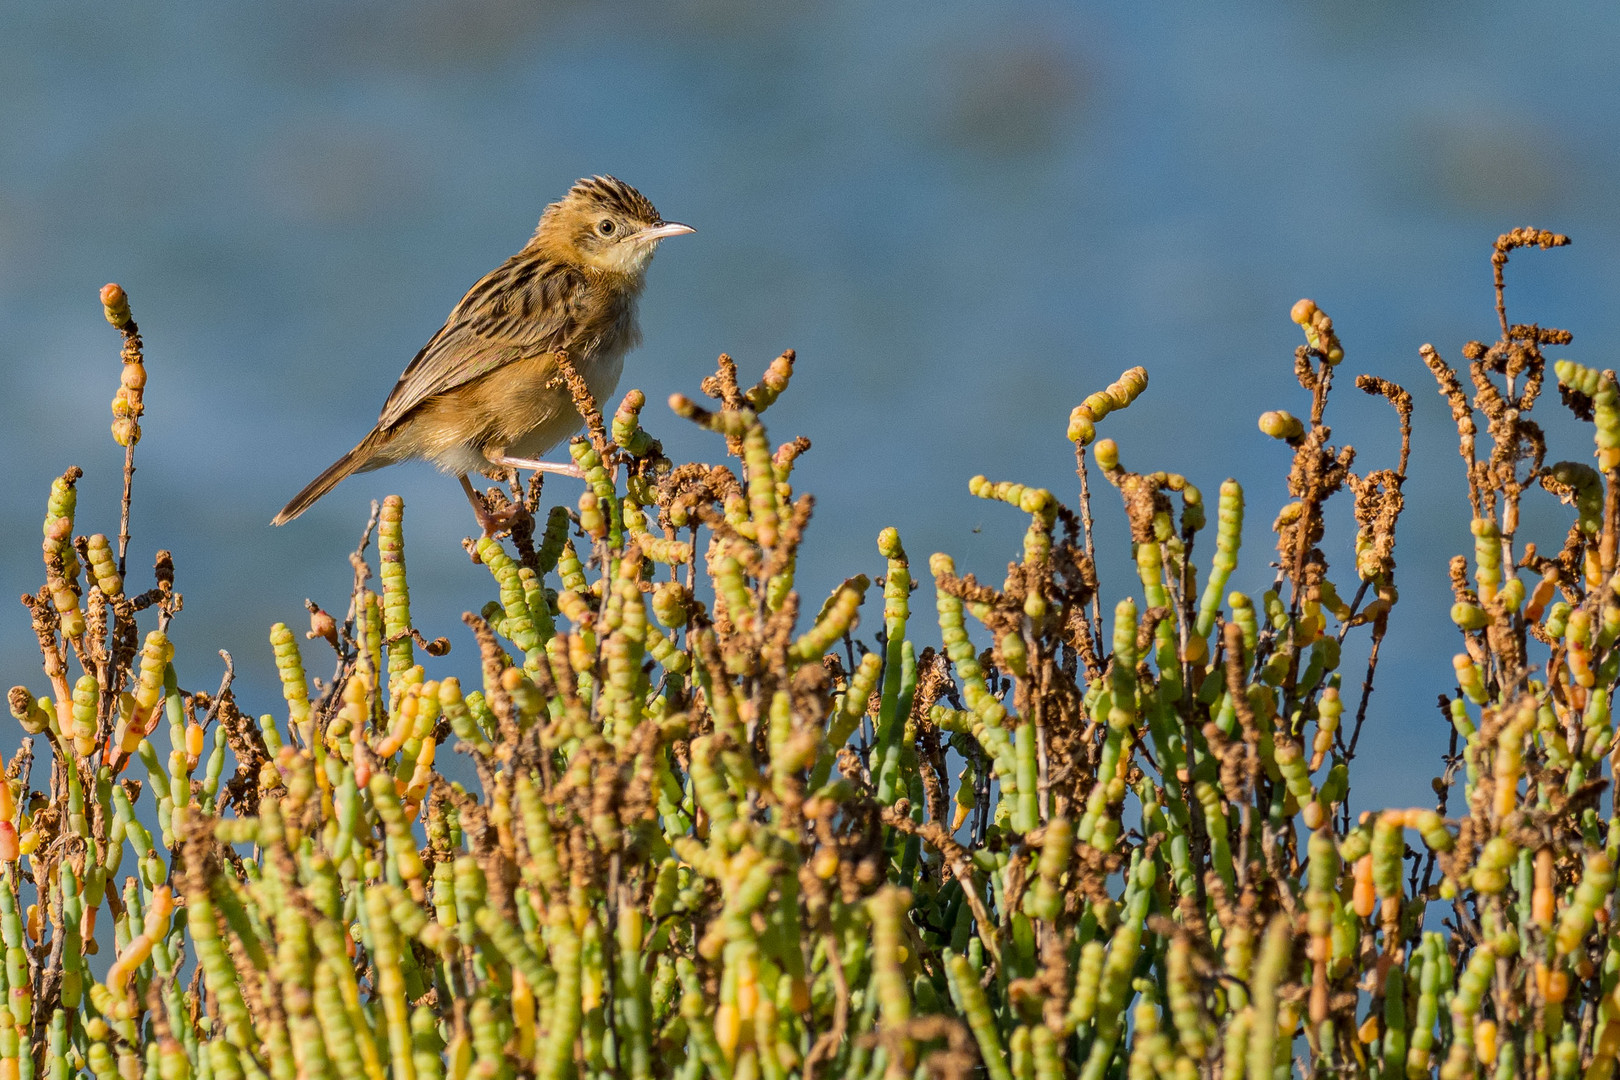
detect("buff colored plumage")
(273, 175), (692, 532)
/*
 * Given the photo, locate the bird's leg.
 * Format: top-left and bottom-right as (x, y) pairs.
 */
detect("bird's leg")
(460, 474), (528, 538)
(488, 455), (587, 479)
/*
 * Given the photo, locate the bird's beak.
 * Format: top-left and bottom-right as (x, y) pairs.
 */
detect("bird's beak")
(634, 221), (696, 244)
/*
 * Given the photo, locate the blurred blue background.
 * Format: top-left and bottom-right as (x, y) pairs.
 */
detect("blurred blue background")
(2, 2), (1617, 813)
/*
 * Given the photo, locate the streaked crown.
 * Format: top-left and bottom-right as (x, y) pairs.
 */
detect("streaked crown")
(564, 175), (664, 225)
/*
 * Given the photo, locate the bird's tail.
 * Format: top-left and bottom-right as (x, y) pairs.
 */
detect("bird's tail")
(272, 429), (388, 525)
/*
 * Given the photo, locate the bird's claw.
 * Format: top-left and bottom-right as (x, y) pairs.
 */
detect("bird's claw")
(461, 474), (531, 538)
(474, 499), (531, 539)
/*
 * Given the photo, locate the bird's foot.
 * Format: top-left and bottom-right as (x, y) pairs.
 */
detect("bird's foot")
(460, 475), (532, 538)
(474, 500), (531, 539)
(489, 455), (587, 480)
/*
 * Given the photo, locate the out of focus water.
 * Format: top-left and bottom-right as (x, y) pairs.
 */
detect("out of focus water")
(2, 3), (1618, 812)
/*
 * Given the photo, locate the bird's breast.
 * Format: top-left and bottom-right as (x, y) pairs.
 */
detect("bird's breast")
(390, 288), (643, 475)
(573, 292), (639, 399)
(485, 300), (638, 462)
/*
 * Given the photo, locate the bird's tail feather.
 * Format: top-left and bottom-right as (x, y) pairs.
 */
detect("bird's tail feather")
(272, 429), (388, 525)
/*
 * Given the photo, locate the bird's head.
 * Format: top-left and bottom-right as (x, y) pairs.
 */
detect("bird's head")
(534, 175), (694, 278)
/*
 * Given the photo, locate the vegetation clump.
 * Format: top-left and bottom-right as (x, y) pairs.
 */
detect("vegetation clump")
(4, 231), (1617, 1079)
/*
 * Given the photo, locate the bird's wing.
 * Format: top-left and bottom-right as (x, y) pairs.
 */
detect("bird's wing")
(377, 256), (587, 431)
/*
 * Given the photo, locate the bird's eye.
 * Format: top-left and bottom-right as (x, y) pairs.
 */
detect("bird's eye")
(597, 219), (616, 236)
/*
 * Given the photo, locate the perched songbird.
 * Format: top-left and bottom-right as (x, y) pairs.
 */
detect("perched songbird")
(273, 175), (693, 533)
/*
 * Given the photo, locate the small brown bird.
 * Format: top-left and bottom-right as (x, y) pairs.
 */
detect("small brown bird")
(273, 175), (693, 533)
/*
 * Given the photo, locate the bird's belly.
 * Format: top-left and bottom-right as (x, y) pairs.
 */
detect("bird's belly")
(401, 342), (629, 476)
(504, 347), (626, 460)
(425, 442), (497, 478)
